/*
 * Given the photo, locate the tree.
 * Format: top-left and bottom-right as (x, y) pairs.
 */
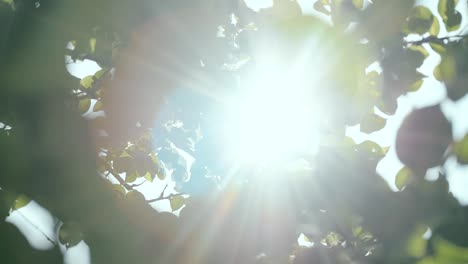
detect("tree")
(0, 0), (468, 263)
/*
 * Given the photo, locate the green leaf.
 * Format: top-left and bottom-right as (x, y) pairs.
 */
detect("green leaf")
(78, 99), (91, 114)
(13, 194), (30, 210)
(125, 171), (138, 183)
(59, 222), (84, 248)
(111, 184), (126, 197)
(438, 0), (462, 32)
(407, 6), (434, 35)
(89, 38), (97, 53)
(157, 167), (166, 180)
(429, 16), (440, 36)
(353, 226), (363, 236)
(94, 69), (107, 79)
(409, 45), (430, 59)
(454, 134), (468, 164)
(2, 0), (15, 10)
(432, 236), (468, 262)
(434, 55), (457, 82)
(113, 156), (134, 173)
(360, 112), (386, 133)
(119, 150), (132, 158)
(409, 79), (424, 92)
(313, 0), (330, 15)
(80, 76), (94, 89)
(357, 140), (385, 156)
(445, 11), (462, 32)
(126, 190), (145, 203)
(93, 101), (103, 112)
(407, 225), (428, 257)
(430, 42), (446, 54)
(352, 0), (363, 9)
(170, 195), (185, 211)
(143, 172), (154, 182)
(395, 167), (412, 190)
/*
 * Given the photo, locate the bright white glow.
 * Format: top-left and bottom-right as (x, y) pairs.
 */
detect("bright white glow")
(243, 0), (273, 12)
(224, 72), (321, 164)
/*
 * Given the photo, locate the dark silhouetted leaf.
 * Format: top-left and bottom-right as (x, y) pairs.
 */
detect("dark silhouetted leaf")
(407, 6), (434, 35)
(438, 0), (462, 32)
(396, 105), (452, 171)
(59, 222), (83, 248)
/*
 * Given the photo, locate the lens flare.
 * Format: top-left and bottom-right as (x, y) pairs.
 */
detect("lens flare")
(224, 72), (321, 165)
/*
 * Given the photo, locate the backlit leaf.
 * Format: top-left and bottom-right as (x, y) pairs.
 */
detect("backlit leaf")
(93, 101), (103, 112)
(13, 194), (30, 210)
(429, 15), (440, 36)
(438, 0), (462, 32)
(78, 99), (91, 114)
(407, 6), (434, 35)
(454, 134), (468, 164)
(360, 112), (386, 133)
(80, 76), (94, 89)
(409, 79), (424, 92)
(434, 55), (456, 82)
(395, 167), (412, 190)
(170, 195), (185, 211)
(352, 0), (363, 9)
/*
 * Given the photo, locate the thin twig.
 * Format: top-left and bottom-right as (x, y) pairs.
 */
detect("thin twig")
(129, 180), (147, 188)
(104, 163), (134, 191)
(159, 184), (169, 198)
(405, 34), (468, 46)
(146, 192), (187, 203)
(16, 210), (57, 246)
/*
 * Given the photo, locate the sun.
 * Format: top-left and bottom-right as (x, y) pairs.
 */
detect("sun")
(224, 71), (322, 165)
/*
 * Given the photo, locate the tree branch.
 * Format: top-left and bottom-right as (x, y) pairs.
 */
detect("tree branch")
(405, 34), (468, 46)
(146, 192), (186, 203)
(104, 163), (134, 191)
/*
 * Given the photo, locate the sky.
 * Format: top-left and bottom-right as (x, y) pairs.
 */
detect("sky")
(5, 0), (468, 263)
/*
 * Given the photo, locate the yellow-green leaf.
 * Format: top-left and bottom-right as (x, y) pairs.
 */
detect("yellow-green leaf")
(126, 190), (145, 203)
(407, 6), (434, 35)
(93, 101), (103, 112)
(454, 134), (468, 164)
(409, 79), (424, 92)
(438, 0), (462, 32)
(407, 225), (428, 257)
(395, 167), (412, 190)
(170, 195), (185, 211)
(360, 112), (386, 133)
(352, 0), (363, 9)
(429, 16), (440, 36)
(409, 45), (430, 59)
(144, 172), (154, 182)
(434, 55), (457, 82)
(78, 99), (91, 114)
(13, 194), (30, 210)
(80, 76), (94, 89)
(430, 42), (446, 54)
(89, 38), (96, 53)
(125, 171), (138, 183)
